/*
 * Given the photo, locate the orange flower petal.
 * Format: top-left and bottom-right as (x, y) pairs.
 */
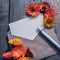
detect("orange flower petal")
(12, 45), (27, 59)
(44, 8), (57, 18)
(12, 50), (21, 59)
(12, 45), (27, 52)
(2, 51), (12, 58)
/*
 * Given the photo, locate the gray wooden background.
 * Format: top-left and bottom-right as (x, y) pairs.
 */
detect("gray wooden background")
(0, 0), (60, 60)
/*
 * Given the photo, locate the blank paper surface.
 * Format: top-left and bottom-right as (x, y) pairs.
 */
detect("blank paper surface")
(9, 14), (44, 40)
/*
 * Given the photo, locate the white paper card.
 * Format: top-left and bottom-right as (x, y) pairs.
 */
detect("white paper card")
(9, 14), (44, 40)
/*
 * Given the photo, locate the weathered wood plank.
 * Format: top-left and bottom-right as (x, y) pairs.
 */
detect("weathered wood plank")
(0, 24), (8, 60)
(10, 0), (26, 22)
(0, 1), (9, 60)
(46, 55), (60, 60)
(0, 0), (9, 18)
(0, 15), (8, 24)
(0, 0), (60, 60)
(10, 0), (42, 23)
(0, 0), (9, 11)
(55, 14), (60, 43)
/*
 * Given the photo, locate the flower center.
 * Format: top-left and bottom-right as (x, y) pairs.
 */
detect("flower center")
(31, 8), (35, 12)
(41, 7), (46, 13)
(42, 7), (46, 10)
(47, 20), (52, 24)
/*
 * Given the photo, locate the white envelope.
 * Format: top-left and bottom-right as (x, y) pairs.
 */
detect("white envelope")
(9, 14), (44, 40)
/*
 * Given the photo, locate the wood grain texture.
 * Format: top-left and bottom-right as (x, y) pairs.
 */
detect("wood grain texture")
(0, 0), (9, 11)
(55, 14), (60, 43)
(0, 24), (8, 56)
(0, 0), (9, 60)
(8, 0), (60, 59)
(0, 0), (60, 60)
(10, 0), (42, 23)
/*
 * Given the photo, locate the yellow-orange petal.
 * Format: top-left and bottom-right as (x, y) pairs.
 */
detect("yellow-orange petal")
(18, 57), (32, 60)
(8, 38), (23, 45)
(44, 17), (56, 28)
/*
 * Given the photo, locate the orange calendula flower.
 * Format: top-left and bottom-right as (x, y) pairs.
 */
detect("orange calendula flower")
(44, 8), (57, 18)
(12, 45), (27, 59)
(26, 4), (40, 17)
(38, 2), (50, 13)
(2, 45), (27, 59)
(44, 17), (56, 28)
(18, 57), (32, 60)
(8, 38), (23, 45)
(12, 45), (27, 53)
(12, 50), (21, 59)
